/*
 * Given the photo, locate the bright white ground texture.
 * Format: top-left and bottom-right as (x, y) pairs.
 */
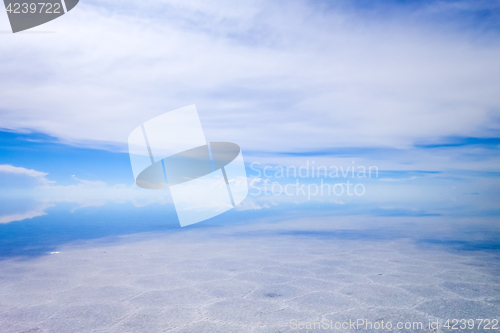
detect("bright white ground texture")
(0, 218), (499, 333)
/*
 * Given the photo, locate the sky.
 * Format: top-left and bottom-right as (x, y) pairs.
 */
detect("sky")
(0, 0), (499, 227)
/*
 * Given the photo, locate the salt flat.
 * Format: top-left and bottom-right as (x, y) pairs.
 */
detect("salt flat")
(0, 217), (499, 333)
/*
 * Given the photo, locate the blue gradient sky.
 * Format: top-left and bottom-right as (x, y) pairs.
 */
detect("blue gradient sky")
(0, 0), (499, 227)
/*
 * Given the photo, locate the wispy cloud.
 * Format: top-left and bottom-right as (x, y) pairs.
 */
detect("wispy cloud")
(0, 204), (52, 224)
(0, 164), (49, 180)
(0, 164), (172, 223)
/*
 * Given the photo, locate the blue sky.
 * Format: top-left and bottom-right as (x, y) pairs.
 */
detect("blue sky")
(0, 0), (499, 226)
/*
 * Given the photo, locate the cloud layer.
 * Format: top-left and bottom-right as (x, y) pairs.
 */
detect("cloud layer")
(1, 0), (499, 153)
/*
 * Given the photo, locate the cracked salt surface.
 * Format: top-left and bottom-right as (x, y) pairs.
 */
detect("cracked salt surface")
(0, 216), (499, 332)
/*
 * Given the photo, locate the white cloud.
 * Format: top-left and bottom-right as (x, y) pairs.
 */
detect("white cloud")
(0, 164), (48, 179)
(0, 0), (499, 153)
(0, 165), (172, 223)
(0, 205), (51, 224)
